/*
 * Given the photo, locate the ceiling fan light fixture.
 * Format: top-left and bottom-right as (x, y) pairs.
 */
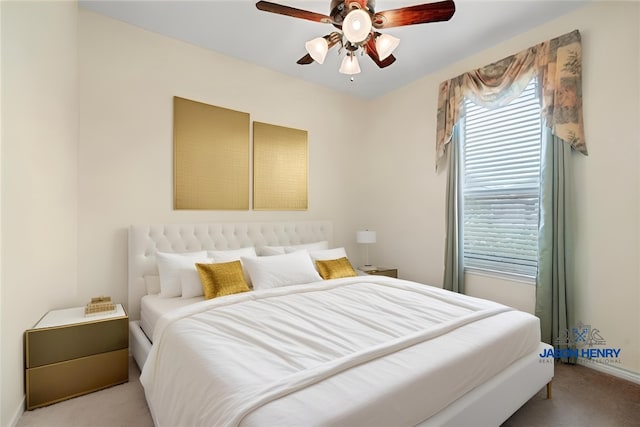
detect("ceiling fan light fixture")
(339, 53), (361, 75)
(375, 34), (400, 61)
(305, 37), (329, 64)
(342, 9), (372, 44)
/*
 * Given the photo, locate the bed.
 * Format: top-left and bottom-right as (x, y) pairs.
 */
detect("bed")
(128, 221), (553, 426)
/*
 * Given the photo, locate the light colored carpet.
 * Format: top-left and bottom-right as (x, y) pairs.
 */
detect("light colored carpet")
(17, 358), (153, 427)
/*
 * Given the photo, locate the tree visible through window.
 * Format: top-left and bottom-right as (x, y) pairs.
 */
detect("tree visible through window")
(460, 78), (541, 279)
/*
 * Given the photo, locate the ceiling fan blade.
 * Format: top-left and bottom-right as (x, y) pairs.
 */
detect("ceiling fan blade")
(365, 37), (396, 68)
(297, 54), (314, 65)
(369, 51), (397, 68)
(256, 1), (333, 24)
(372, 0), (455, 29)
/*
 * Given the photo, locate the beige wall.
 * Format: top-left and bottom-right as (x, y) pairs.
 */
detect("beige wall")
(364, 2), (640, 374)
(0, 1), (79, 425)
(76, 10), (368, 309)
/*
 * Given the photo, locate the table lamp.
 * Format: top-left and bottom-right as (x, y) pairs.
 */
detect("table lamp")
(356, 230), (376, 269)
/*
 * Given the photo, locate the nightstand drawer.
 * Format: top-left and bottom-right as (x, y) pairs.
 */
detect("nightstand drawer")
(26, 348), (128, 409)
(25, 317), (128, 368)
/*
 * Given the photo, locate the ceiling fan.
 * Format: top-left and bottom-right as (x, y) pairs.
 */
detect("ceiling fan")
(256, 0), (456, 76)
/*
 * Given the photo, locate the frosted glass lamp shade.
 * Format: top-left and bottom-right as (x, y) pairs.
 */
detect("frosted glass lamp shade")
(357, 230), (376, 267)
(339, 54), (361, 75)
(342, 9), (372, 43)
(375, 34), (400, 60)
(356, 230), (377, 244)
(305, 37), (329, 64)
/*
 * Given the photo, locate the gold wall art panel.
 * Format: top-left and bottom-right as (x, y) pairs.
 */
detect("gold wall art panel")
(173, 97), (250, 210)
(253, 122), (308, 211)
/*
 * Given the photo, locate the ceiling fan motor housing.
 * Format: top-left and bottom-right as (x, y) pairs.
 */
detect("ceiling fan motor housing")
(330, 0), (376, 27)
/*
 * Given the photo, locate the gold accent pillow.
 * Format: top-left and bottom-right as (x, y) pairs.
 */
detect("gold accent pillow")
(315, 257), (357, 280)
(195, 261), (250, 300)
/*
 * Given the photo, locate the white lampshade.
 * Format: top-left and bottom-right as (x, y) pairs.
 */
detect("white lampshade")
(342, 9), (372, 43)
(356, 230), (377, 244)
(375, 34), (400, 60)
(339, 54), (361, 75)
(305, 37), (329, 64)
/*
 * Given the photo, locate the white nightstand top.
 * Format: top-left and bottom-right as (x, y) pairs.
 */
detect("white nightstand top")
(33, 304), (127, 329)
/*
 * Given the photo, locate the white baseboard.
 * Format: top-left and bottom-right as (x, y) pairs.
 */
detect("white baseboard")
(8, 396), (25, 427)
(577, 357), (640, 385)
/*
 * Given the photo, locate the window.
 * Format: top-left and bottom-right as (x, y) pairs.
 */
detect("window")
(460, 78), (542, 279)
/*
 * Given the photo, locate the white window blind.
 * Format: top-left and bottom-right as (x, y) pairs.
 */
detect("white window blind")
(461, 78), (541, 278)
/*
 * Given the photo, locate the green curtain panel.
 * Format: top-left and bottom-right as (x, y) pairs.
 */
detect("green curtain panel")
(536, 126), (574, 351)
(443, 129), (464, 293)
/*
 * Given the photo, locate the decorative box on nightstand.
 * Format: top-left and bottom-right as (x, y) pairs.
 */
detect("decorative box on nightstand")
(359, 266), (398, 279)
(24, 304), (129, 410)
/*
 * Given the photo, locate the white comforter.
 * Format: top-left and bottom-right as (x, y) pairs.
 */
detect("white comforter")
(140, 276), (540, 427)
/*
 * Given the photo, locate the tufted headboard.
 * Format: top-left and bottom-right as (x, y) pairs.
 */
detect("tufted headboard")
(128, 221), (333, 320)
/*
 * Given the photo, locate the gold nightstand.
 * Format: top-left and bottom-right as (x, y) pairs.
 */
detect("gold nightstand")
(24, 304), (129, 410)
(359, 267), (398, 279)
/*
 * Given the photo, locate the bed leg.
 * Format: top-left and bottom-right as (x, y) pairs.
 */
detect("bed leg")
(546, 381), (552, 399)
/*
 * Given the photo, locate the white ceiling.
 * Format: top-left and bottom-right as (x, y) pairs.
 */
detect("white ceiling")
(79, 0), (589, 99)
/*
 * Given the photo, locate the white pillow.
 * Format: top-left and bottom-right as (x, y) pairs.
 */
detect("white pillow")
(284, 241), (329, 253)
(257, 245), (286, 256)
(257, 241), (329, 256)
(208, 247), (257, 261)
(241, 250), (322, 290)
(309, 247), (348, 262)
(207, 247), (257, 286)
(156, 251), (209, 298)
(180, 267), (208, 299)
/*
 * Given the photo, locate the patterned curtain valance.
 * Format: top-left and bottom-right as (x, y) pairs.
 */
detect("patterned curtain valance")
(436, 29), (586, 171)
